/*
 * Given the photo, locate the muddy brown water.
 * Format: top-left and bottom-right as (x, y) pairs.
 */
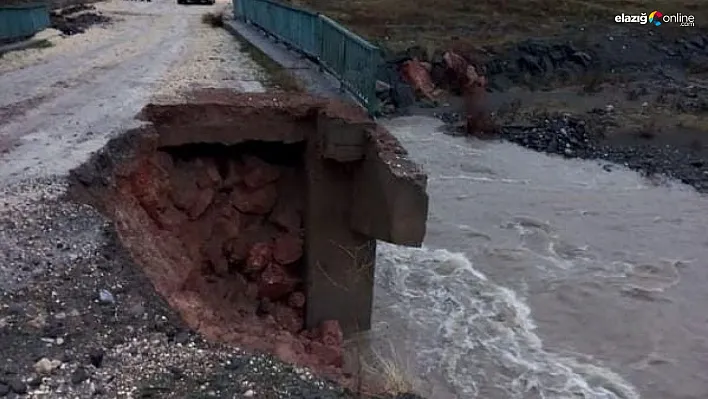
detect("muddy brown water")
(366, 116), (708, 399)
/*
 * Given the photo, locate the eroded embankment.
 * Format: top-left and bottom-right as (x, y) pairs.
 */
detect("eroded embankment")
(68, 90), (428, 392)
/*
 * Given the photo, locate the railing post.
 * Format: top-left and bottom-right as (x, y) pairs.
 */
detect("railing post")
(235, 0), (380, 117)
(0, 3), (50, 42)
(366, 50), (380, 116)
(316, 15), (324, 73)
(338, 37), (347, 93)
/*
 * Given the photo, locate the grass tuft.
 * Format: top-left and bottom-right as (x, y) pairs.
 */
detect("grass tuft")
(359, 340), (417, 396)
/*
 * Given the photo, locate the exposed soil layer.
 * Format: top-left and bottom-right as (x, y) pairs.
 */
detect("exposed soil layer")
(72, 125), (351, 381)
(0, 179), (408, 399)
(127, 141), (352, 364)
(68, 90), (428, 394)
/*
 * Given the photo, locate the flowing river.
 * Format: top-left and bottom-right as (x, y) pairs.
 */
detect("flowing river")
(369, 116), (708, 399)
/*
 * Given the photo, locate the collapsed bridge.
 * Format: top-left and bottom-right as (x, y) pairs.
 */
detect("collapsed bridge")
(70, 90), (428, 377)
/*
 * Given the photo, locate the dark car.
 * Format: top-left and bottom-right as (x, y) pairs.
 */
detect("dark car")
(177, 0), (215, 4)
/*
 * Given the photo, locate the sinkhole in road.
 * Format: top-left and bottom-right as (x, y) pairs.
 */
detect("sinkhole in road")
(73, 135), (350, 373)
(68, 90), (429, 393)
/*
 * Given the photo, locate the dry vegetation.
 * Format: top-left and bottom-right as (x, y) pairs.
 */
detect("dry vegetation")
(343, 332), (419, 398)
(360, 341), (417, 396)
(287, 0), (708, 50)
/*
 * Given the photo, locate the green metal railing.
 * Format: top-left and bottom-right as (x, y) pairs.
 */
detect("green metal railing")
(234, 0), (380, 115)
(0, 3), (51, 43)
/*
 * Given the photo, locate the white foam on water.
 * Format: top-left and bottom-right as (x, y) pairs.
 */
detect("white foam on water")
(374, 243), (641, 399)
(375, 115), (708, 398)
(434, 175), (531, 185)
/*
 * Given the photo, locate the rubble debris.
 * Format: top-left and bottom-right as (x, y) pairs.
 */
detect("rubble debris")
(400, 59), (437, 103)
(50, 5), (111, 36)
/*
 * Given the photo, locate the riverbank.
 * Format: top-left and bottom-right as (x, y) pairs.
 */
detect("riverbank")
(431, 26), (708, 193)
(377, 113), (708, 399)
(288, 0), (708, 193)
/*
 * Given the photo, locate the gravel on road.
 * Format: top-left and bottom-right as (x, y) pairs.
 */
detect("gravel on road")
(0, 179), (369, 398)
(0, 1), (401, 397)
(0, 0), (266, 185)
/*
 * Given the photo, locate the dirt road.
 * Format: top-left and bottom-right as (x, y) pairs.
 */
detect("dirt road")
(0, 0), (265, 185)
(0, 3), (379, 397)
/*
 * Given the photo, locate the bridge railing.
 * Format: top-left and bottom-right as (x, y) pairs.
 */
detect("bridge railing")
(234, 0), (380, 115)
(0, 3), (51, 44)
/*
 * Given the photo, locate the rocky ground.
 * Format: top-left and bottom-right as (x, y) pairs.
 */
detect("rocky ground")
(0, 179), (372, 399)
(485, 27), (708, 193)
(288, 0), (708, 193)
(384, 26), (708, 193)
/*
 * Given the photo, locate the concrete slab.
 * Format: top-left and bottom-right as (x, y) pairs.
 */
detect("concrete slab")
(0, 37), (48, 56)
(223, 18), (363, 109)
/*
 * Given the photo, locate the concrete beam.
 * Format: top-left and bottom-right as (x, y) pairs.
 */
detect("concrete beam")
(317, 114), (373, 162)
(304, 129), (376, 335)
(349, 129), (428, 246)
(134, 92), (429, 337)
(304, 111), (427, 336)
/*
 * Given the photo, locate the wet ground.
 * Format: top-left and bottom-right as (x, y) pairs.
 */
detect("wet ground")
(0, 0), (265, 178)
